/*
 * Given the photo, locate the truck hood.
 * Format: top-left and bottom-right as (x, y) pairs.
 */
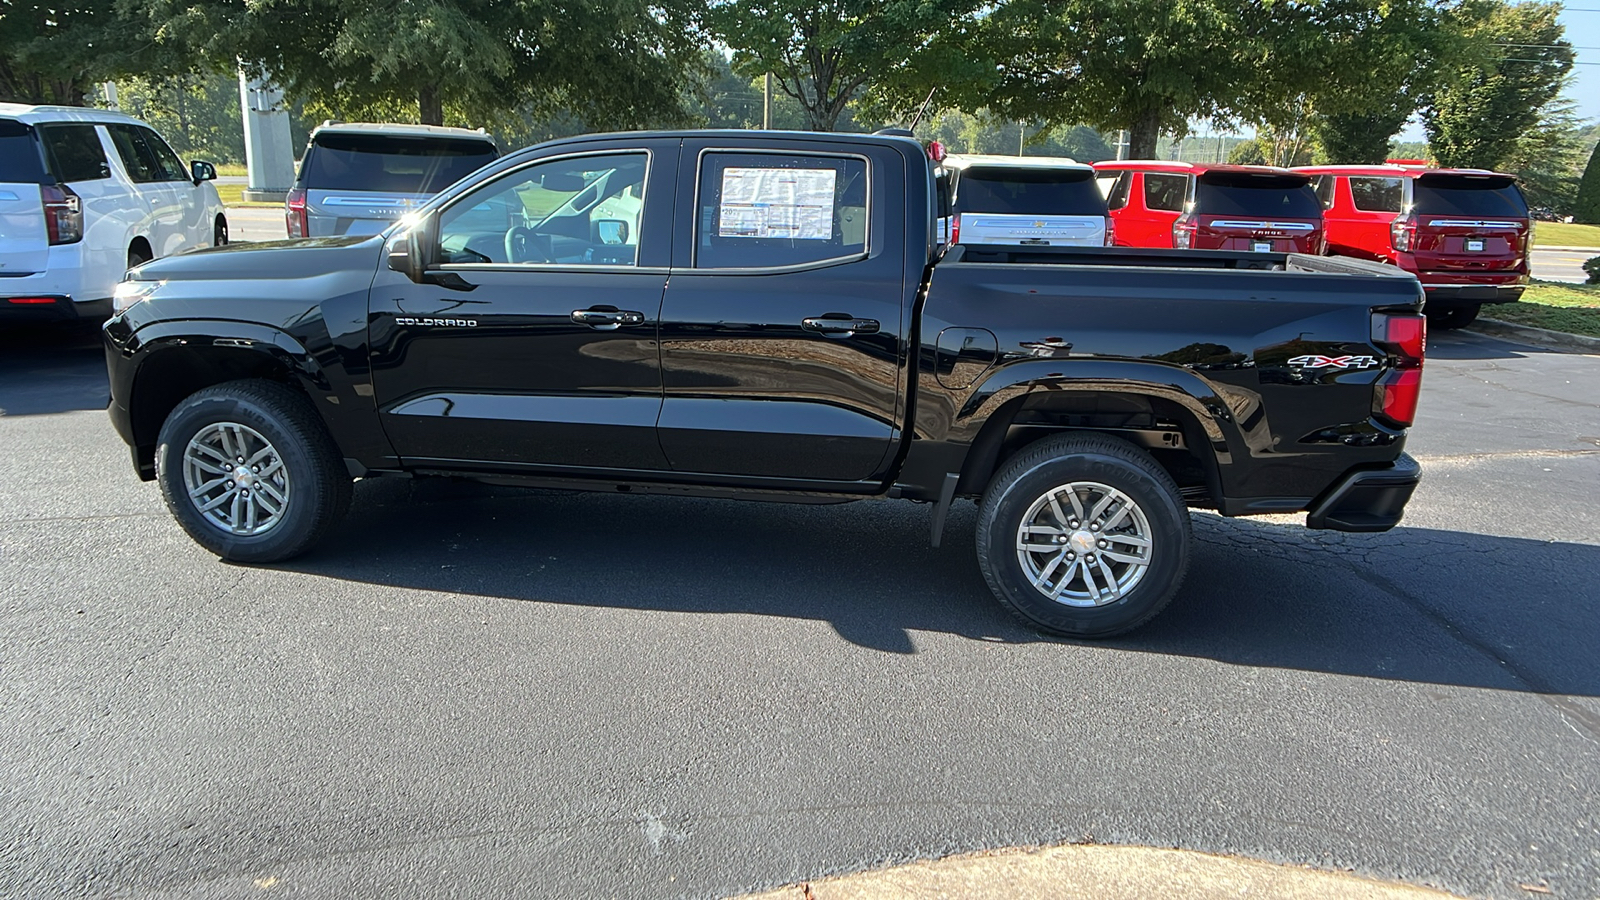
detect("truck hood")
(131, 234), (386, 283)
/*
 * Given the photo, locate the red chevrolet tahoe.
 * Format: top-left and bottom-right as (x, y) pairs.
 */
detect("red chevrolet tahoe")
(1092, 161), (1325, 255)
(1295, 164), (1530, 329)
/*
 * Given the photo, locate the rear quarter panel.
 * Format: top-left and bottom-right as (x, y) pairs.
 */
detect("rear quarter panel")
(912, 251), (1424, 508)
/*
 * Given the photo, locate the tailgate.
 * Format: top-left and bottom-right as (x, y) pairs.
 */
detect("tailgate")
(0, 119), (49, 277)
(1413, 217), (1524, 271)
(305, 189), (431, 235)
(959, 213), (1105, 246)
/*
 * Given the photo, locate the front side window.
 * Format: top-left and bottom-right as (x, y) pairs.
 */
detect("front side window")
(1143, 173), (1187, 212)
(437, 152), (647, 267)
(106, 124), (161, 183)
(696, 152), (868, 269)
(38, 124), (109, 182)
(139, 127), (190, 182)
(1349, 177), (1403, 213)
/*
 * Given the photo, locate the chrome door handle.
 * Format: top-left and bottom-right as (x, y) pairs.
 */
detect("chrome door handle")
(571, 307), (646, 330)
(802, 316), (880, 335)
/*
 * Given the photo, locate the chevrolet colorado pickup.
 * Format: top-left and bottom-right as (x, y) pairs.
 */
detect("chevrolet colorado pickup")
(105, 130), (1425, 637)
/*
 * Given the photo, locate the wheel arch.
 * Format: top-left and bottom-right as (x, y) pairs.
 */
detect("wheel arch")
(951, 361), (1233, 506)
(124, 323), (324, 477)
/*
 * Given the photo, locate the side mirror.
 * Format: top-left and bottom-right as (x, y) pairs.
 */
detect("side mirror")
(595, 218), (629, 245)
(190, 160), (217, 183)
(388, 212), (438, 283)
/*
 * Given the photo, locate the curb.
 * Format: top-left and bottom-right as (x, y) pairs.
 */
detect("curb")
(1466, 317), (1600, 354)
(732, 844), (1470, 900)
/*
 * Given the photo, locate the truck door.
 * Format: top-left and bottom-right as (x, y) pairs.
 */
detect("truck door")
(369, 141), (677, 472)
(658, 140), (908, 485)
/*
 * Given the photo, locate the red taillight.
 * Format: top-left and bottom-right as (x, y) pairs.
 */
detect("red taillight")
(1172, 212), (1196, 250)
(41, 183), (83, 245)
(285, 188), (308, 238)
(1104, 216), (1115, 247)
(1373, 313), (1425, 426)
(927, 140), (946, 162)
(1390, 215), (1415, 252)
(7, 297), (58, 304)
(950, 213), (961, 245)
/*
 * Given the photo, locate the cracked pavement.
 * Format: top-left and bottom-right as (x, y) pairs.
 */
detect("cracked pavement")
(0, 325), (1596, 899)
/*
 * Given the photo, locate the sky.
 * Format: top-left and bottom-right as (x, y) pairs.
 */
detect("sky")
(1397, 4), (1600, 141)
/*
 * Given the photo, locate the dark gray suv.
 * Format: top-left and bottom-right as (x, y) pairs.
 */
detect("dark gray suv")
(285, 122), (499, 238)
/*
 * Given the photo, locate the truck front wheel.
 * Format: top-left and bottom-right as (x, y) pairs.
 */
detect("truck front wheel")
(156, 379), (352, 563)
(976, 434), (1192, 638)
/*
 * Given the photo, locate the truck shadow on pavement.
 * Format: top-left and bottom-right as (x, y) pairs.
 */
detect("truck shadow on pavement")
(289, 477), (1600, 703)
(0, 325), (109, 417)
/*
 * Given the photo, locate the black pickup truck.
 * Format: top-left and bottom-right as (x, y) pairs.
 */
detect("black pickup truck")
(104, 130), (1425, 637)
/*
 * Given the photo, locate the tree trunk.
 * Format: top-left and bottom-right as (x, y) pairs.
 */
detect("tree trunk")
(418, 86), (443, 126)
(1128, 107), (1161, 160)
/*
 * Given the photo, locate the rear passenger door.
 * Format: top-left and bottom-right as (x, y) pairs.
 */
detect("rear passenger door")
(658, 139), (908, 486)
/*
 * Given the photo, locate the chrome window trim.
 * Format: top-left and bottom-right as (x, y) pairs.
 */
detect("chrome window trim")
(433, 147), (653, 271)
(689, 146), (872, 272)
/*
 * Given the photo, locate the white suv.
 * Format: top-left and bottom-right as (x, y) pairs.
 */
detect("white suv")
(0, 103), (226, 323)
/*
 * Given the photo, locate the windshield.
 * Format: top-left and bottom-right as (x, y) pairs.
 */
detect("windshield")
(0, 119), (46, 184)
(302, 133), (498, 194)
(1195, 174), (1321, 218)
(954, 167), (1107, 216)
(1413, 176), (1527, 218)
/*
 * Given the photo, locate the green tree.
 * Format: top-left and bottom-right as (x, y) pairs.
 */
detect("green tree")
(1424, 0), (1575, 170)
(705, 0), (985, 132)
(1315, 109), (1411, 165)
(1501, 100), (1588, 215)
(151, 0), (704, 128)
(1575, 141), (1600, 225)
(1, 0), (185, 105)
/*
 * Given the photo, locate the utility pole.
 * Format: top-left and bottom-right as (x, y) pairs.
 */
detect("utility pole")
(1018, 122), (1025, 156)
(238, 70), (296, 203)
(762, 73), (772, 129)
(1115, 129), (1128, 161)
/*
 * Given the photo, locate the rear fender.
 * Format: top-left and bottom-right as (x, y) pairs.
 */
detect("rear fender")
(951, 359), (1240, 499)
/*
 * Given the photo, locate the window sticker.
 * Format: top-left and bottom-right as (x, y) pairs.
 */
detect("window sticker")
(719, 167), (836, 240)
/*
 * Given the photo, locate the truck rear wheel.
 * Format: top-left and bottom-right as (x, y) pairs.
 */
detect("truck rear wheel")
(976, 433), (1191, 638)
(156, 379), (351, 563)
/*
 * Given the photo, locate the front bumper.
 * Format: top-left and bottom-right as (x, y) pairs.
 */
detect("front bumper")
(1305, 453), (1421, 533)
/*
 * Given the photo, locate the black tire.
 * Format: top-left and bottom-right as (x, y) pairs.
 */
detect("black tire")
(156, 379), (352, 562)
(214, 215), (229, 246)
(976, 433), (1192, 638)
(1426, 303), (1480, 330)
(127, 245), (151, 274)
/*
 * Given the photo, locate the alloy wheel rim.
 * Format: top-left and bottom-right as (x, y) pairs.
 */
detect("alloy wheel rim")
(182, 422), (290, 536)
(1015, 481), (1153, 608)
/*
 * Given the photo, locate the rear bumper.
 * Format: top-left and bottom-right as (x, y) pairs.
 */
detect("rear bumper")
(1305, 453), (1420, 533)
(1404, 265), (1527, 307)
(0, 293), (110, 322)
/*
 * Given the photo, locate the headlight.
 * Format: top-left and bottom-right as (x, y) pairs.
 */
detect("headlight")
(112, 280), (162, 315)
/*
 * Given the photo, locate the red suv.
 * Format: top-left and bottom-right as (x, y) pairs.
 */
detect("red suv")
(1092, 161), (1325, 254)
(1295, 164), (1530, 328)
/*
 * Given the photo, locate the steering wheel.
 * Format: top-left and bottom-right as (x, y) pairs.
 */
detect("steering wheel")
(504, 226), (552, 263)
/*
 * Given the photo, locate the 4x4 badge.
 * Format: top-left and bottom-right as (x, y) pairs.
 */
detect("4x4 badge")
(1288, 354), (1378, 369)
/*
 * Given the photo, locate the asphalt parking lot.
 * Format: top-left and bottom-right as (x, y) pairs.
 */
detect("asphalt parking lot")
(1, 323), (1596, 899)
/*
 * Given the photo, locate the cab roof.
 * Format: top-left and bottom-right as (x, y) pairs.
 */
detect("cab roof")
(0, 102), (145, 127)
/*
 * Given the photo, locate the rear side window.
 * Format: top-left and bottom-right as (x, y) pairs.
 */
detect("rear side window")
(1412, 176), (1527, 217)
(1195, 176), (1321, 218)
(106, 124), (164, 183)
(38, 124), (109, 182)
(1143, 173), (1187, 212)
(301, 133), (499, 194)
(1314, 175), (1335, 209)
(1349, 177), (1403, 213)
(953, 167), (1108, 216)
(0, 118), (47, 183)
(695, 152), (868, 270)
(1099, 172), (1130, 210)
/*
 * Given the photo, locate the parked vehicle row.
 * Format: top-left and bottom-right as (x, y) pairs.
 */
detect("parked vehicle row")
(0, 103), (225, 324)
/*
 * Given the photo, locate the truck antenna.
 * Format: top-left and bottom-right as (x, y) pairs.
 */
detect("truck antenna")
(907, 88), (938, 133)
